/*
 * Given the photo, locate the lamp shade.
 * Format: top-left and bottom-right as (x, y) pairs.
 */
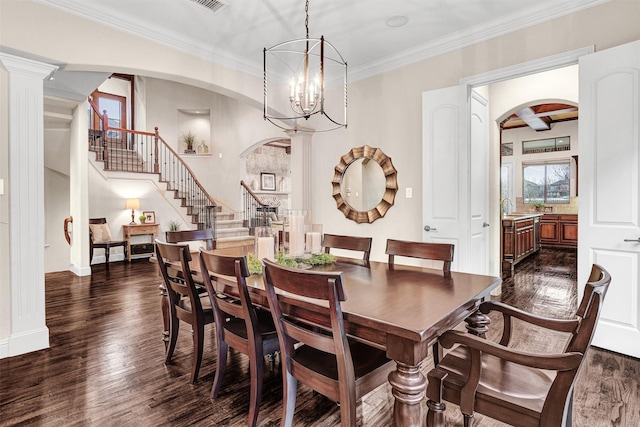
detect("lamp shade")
(125, 198), (140, 210)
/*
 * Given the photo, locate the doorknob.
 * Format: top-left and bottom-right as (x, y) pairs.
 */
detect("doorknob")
(483, 222), (490, 227)
(624, 238), (640, 242)
(424, 225), (437, 232)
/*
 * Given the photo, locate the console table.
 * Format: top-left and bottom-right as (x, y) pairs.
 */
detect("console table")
(123, 223), (159, 261)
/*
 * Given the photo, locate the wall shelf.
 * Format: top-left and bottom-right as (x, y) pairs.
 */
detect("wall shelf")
(180, 153), (212, 157)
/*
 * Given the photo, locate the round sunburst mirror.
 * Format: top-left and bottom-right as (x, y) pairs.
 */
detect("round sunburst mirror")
(331, 145), (398, 224)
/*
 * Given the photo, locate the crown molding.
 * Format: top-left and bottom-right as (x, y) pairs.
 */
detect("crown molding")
(39, 0), (609, 83)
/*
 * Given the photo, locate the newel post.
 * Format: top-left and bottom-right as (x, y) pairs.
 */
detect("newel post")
(154, 127), (159, 173)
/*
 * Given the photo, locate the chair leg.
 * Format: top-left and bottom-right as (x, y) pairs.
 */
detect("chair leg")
(432, 342), (442, 365)
(426, 368), (447, 427)
(281, 371), (298, 427)
(104, 247), (110, 267)
(159, 284), (170, 350)
(165, 315), (179, 364)
(212, 340), (228, 398)
(90, 245), (94, 264)
(190, 322), (205, 384)
(247, 350), (264, 427)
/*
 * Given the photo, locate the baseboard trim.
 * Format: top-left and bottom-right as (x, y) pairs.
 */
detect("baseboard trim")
(0, 327), (49, 359)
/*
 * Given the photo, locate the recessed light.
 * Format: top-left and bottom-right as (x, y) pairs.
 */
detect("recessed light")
(386, 15), (409, 28)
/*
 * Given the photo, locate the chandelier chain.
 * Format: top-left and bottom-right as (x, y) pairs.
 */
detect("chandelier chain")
(305, 0), (309, 39)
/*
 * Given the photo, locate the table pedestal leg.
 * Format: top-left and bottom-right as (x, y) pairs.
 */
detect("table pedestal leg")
(159, 283), (169, 349)
(464, 309), (490, 337)
(388, 362), (427, 427)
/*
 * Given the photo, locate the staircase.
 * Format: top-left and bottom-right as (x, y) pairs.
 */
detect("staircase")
(88, 101), (253, 252)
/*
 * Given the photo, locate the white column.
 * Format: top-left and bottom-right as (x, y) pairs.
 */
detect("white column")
(286, 130), (313, 211)
(0, 53), (57, 357)
(69, 100), (91, 276)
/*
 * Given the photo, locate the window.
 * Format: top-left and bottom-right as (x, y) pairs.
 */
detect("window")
(523, 162), (570, 204)
(501, 142), (513, 156)
(522, 137), (570, 154)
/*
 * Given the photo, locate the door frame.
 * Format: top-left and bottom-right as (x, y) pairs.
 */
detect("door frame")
(460, 46), (594, 278)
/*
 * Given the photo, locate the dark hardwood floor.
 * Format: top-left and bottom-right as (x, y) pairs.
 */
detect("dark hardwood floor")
(1, 248), (638, 426)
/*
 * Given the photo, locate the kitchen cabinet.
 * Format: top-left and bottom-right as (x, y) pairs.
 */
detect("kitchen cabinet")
(539, 214), (578, 248)
(502, 213), (542, 276)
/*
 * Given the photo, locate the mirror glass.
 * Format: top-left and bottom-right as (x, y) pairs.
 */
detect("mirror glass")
(341, 158), (386, 212)
(331, 145), (398, 224)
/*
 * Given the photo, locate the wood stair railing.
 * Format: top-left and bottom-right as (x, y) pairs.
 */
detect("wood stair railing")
(88, 97), (217, 235)
(240, 180), (270, 235)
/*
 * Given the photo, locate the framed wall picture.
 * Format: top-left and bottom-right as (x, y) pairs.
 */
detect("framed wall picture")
(261, 173), (276, 191)
(143, 211), (156, 223)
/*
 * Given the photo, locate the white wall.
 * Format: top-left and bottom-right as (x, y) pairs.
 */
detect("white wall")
(0, 66), (9, 342)
(144, 77), (284, 208)
(44, 167), (71, 272)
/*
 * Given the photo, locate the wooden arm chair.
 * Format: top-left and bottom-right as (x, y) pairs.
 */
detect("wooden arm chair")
(262, 259), (396, 427)
(89, 218), (127, 267)
(165, 228), (214, 250)
(323, 233), (373, 262)
(385, 239), (455, 273)
(426, 264), (612, 427)
(155, 241), (214, 384)
(199, 249), (279, 427)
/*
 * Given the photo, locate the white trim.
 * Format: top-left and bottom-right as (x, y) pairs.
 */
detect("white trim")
(70, 263), (92, 277)
(0, 339), (8, 359)
(6, 328), (50, 358)
(460, 46), (594, 87)
(39, 0), (607, 83)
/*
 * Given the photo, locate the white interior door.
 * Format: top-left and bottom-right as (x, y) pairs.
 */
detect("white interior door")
(579, 39), (640, 358)
(469, 91), (490, 274)
(422, 86), (489, 273)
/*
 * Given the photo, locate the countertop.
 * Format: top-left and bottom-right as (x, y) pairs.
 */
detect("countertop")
(502, 212), (544, 220)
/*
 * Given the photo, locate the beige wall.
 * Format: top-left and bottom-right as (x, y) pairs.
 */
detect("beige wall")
(312, 0), (640, 264)
(2, 0), (640, 346)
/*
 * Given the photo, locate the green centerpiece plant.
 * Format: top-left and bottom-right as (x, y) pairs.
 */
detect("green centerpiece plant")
(246, 252), (336, 275)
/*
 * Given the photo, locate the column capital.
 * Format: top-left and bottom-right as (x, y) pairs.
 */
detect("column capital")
(0, 52), (57, 80)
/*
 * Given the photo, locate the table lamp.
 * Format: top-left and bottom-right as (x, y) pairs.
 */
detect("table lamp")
(125, 198), (140, 225)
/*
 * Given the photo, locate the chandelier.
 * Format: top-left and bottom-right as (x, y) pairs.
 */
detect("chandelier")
(263, 0), (347, 132)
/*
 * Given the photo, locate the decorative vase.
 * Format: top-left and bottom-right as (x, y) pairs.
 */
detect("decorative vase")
(284, 210), (311, 258)
(255, 226), (278, 261)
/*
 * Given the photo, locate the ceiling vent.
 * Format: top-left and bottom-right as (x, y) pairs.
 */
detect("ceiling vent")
(188, 0), (225, 13)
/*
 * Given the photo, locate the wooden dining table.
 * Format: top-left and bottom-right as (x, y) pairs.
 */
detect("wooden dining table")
(165, 255), (501, 427)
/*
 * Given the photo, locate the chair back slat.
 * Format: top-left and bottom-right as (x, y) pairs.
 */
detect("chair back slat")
(385, 239), (454, 272)
(166, 229), (214, 250)
(323, 234), (372, 262)
(155, 241), (198, 303)
(198, 250), (257, 336)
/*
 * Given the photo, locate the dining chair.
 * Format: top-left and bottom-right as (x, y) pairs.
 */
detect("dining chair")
(262, 259), (396, 427)
(89, 217), (127, 267)
(385, 239), (456, 365)
(155, 241), (214, 384)
(165, 228), (214, 250)
(385, 239), (455, 273)
(425, 264), (612, 427)
(160, 228), (214, 345)
(323, 233), (373, 262)
(199, 249), (280, 427)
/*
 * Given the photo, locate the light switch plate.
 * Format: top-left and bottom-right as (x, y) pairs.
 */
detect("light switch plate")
(0, 179), (4, 195)
(406, 187), (412, 198)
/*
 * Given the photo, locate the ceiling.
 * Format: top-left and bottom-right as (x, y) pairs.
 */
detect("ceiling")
(501, 103), (579, 131)
(42, 0), (605, 82)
